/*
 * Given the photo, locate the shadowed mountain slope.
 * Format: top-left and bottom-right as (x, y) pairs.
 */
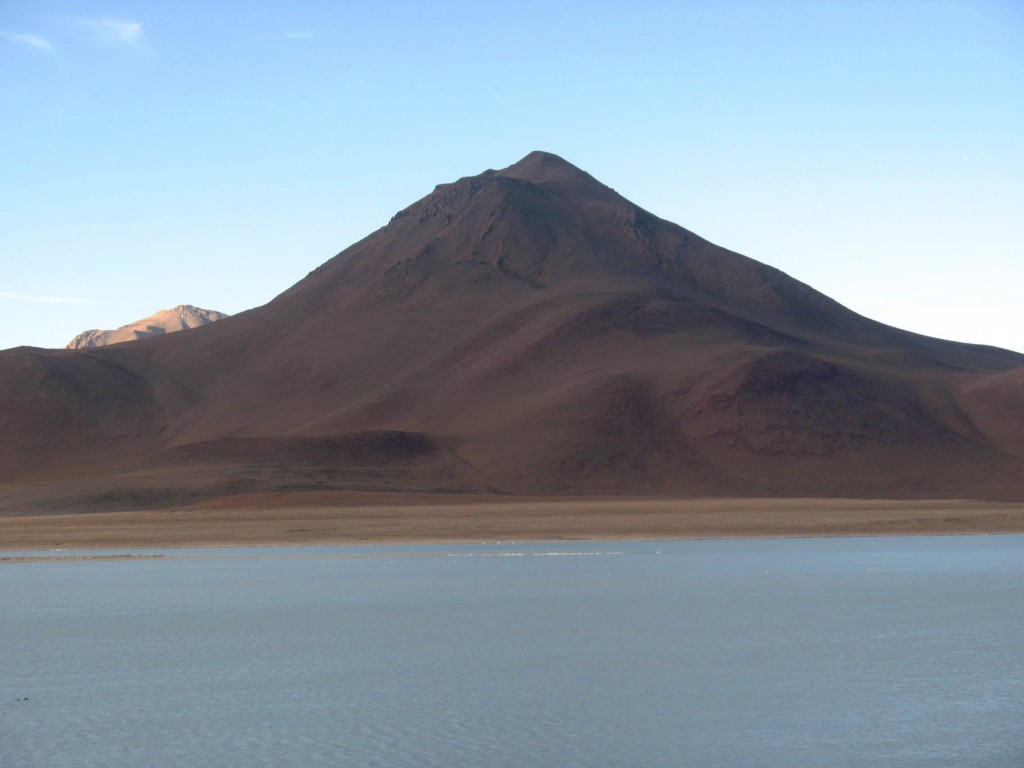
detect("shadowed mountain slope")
(2, 151), (1023, 510)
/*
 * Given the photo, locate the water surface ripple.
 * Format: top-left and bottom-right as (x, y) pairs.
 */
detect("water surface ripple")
(2, 536), (1021, 767)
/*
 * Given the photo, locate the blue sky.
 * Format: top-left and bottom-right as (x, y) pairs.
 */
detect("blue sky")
(2, 0), (1022, 352)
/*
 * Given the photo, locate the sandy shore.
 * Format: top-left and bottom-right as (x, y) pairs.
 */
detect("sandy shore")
(1, 493), (1022, 551)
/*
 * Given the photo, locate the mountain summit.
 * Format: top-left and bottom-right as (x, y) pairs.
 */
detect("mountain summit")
(2, 152), (1023, 510)
(66, 305), (228, 349)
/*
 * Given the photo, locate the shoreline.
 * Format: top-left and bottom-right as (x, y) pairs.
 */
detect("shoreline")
(3, 528), (1024, 562)
(1, 495), (1022, 553)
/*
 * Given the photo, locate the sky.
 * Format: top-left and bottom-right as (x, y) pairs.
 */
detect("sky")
(2, 0), (1022, 353)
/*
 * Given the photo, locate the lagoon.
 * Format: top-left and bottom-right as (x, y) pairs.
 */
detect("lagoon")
(2, 536), (1022, 767)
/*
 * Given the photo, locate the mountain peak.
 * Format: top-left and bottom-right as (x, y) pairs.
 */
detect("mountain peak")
(499, 150), (593, 184)
(8, 153), (1023, 509)
(66, 304), (228, 349)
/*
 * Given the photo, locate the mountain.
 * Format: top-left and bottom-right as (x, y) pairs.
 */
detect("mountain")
(66, 305), (229, 349)
(2, 151), (1023, 512)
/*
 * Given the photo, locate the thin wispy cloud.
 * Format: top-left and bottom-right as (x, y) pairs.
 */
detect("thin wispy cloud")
(0, 291), (92, 305)
(284, 30), (314, 40)
(0, 30), (54, 51)
(81, 18), (145, 47)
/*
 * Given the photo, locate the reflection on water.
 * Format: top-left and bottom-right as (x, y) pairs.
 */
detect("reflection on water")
(3, 536), (1022, 767)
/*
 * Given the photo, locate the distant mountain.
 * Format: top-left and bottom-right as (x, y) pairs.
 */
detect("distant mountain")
(2, 151), (1023, 512)
(66, 305), (228, 349)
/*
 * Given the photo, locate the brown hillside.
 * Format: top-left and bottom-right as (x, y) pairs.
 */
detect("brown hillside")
(2, 151), (1023, 512)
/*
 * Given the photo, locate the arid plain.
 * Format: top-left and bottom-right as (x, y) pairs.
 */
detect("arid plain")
(2, 494), (1023, 552)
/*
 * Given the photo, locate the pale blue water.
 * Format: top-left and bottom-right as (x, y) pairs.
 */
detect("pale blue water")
(2, 536), (1022, 767)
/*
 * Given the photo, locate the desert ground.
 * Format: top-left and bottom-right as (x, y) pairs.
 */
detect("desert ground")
(1, 493), (1022, 552)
